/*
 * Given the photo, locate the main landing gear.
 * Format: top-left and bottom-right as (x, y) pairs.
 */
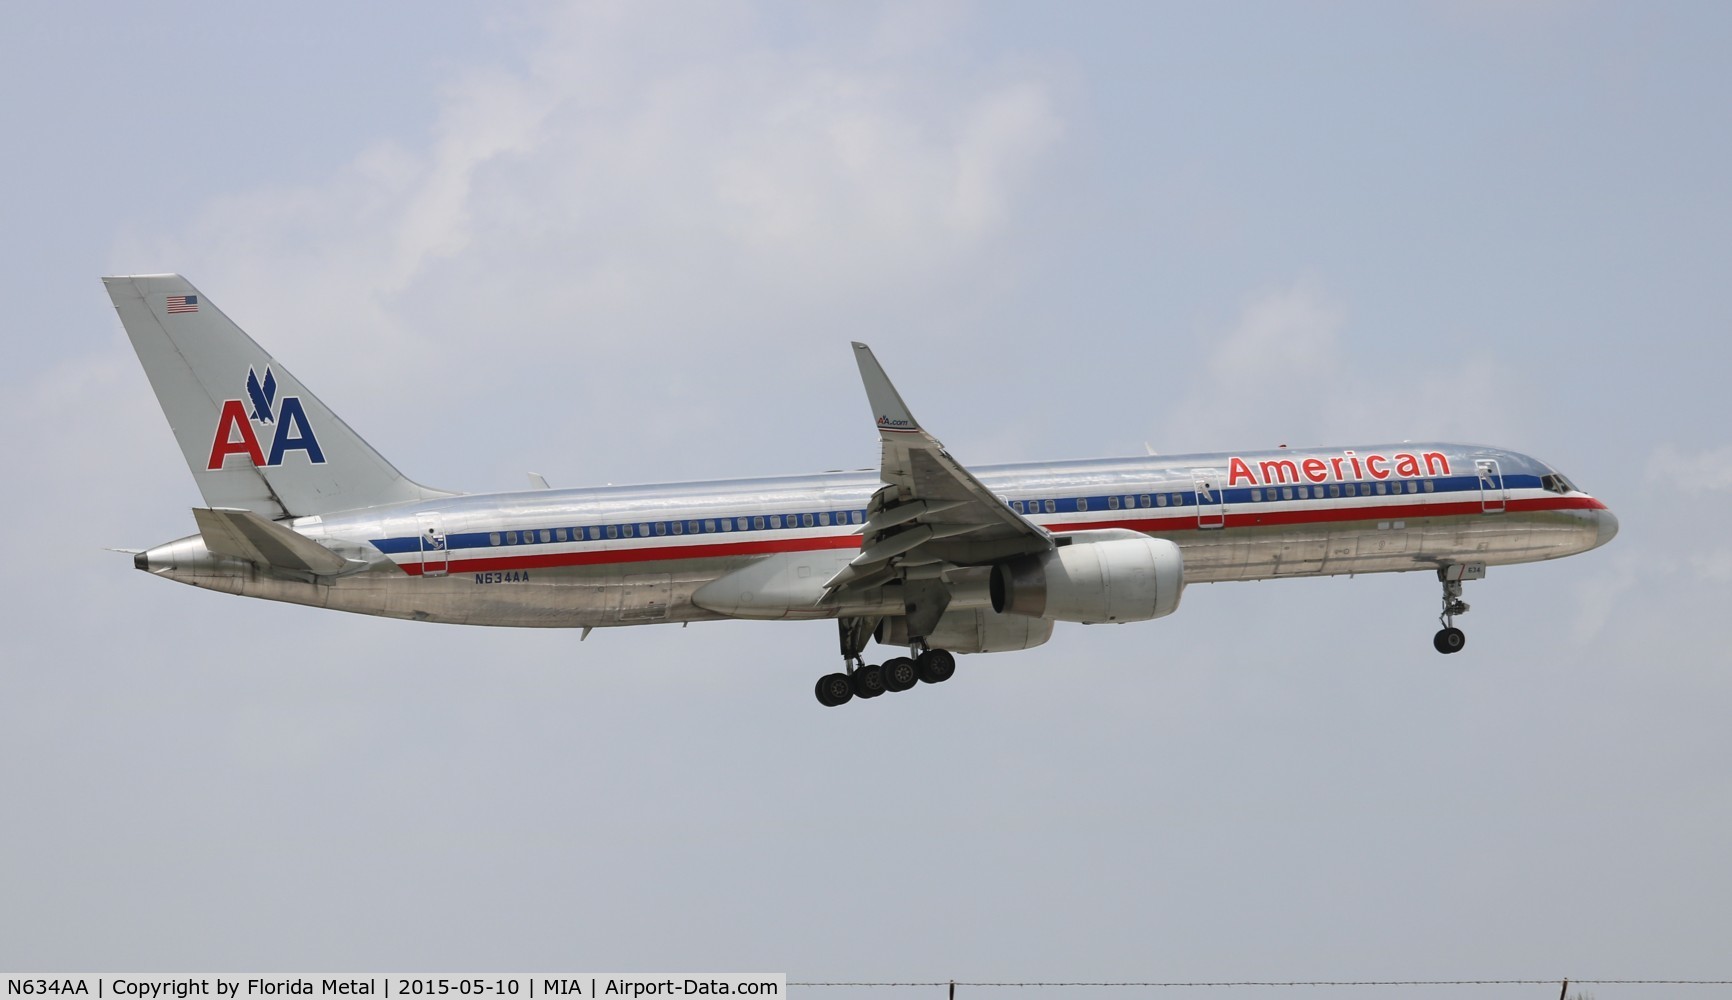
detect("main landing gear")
(1433, 564), (1481, 655)
(814, 648), (957, 707)
(818, 617), (957, 706)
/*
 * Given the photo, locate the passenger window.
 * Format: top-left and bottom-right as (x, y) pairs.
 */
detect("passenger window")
(803, 513), (815, 527)
(606, 525), (618, 539)
(818, 512), (830, 526)
(1043, 500), (1056, 513)
(1328, 485), (1340, 498)
(1406, 481), (1418, 494)
(1011, 501), (1023, 513)
(1139, 495), (1152, 508)
(489, 532), (501, 546)
(1375, 483), (1387, 496)
(1282, 487), (1294, 500)
(1107, 496), (1120, 510)
(1298, 486), (1309, 499)
(704, 519), (716, 533)
(1423, 480), (1435, 492)
(1078, 498), (1090, 511)
(1172, 493), (1185, 506)
(539, 529), (551, 543)
(670, 521), (681, 535)
(505, 531), (518, 544)
(1156, 494), (1167, 507)
(852, 511), (864, 524)
(753, 516), (765, 530)
(555, 528), (567, 542)
(1344, 484), (1356, 497)
(767, 515), (781, 529)
(623, 524), (634, 537)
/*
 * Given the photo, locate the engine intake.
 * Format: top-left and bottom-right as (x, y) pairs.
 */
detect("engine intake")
(990, 531), (1184, 624)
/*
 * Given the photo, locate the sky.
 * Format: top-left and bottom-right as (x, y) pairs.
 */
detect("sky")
(3, 2), (1729, 996)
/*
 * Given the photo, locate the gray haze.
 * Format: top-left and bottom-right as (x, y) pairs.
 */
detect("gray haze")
(3, 4), (1728, 998)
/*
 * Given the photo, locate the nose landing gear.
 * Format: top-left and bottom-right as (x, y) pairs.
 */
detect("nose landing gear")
(1433, 563), (1484, 655)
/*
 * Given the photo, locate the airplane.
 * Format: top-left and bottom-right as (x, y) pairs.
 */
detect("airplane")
(107, 274), (1619, 706)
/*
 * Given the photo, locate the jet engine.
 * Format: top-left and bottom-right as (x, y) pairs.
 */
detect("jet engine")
(990, 530), (1184, 624)
(877, 607), (1054, 653)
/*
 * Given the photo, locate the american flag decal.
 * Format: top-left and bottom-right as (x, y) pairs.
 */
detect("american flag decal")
(166, 294), (199, 314)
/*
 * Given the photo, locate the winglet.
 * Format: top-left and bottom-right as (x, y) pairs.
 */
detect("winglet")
(851, 342), (923, 437)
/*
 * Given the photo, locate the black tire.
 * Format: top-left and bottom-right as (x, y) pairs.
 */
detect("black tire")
(917, 648), (957, 683)
(852, 663), (887, 699)
(883, 656), (919, 692)
(815, 672), (854, 707)
(1433, 627), (1466, 654)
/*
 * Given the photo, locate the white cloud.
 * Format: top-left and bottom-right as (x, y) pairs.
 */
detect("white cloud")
(1166, 282), (1526, 451)
(119, 4), (1061, 367)
(101, 2), (1064, 490)
(1647, 444), (1732, 493)
(1204, 281), (1344, 392)
(1571, 549), (1641, 642)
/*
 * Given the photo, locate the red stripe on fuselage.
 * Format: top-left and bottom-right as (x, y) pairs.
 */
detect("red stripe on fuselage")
(394, 494), (1606, 576)
(401, 532), (863, 576)
(1058, 494), (1606, 534)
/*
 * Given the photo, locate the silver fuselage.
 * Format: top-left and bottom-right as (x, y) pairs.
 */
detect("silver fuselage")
(137, 442), (1617, 630)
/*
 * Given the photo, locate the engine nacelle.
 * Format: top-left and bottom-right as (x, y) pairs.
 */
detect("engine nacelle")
(877, 607), (1054, 653)
(990, 531), (1184, 624)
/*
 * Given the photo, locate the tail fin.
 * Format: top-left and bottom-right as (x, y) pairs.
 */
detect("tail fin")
(104, 274), (453, 519)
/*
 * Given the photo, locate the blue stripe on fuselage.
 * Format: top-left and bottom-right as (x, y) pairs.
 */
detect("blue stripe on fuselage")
(368, 472), (1544, 556)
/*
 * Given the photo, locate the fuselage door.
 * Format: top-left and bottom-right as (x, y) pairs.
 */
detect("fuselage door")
(418, 512), (449, 577)
(1194, 471), (1227, 529)
(1476, 459), (1507, 514)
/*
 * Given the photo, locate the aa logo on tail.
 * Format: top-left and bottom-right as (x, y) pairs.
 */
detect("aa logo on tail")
(206, 366), (325, 470)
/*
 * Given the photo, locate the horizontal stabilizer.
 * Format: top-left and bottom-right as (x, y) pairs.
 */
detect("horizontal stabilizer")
(192, 507), (349, 575)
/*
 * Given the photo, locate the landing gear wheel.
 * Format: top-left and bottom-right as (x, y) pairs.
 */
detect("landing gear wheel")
(1433, 568), (1474, 655)
(852, 663), (887, 699)
(882, 656), (919, 692)
(916, 648), (956, 684)
(815, 672), (854, 707)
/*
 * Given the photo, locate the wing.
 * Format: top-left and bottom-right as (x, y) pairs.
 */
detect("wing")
(823, 343), (1052, 601)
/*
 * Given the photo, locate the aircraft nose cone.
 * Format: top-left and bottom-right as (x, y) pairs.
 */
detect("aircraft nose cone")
(1596, 507), (1620, 548)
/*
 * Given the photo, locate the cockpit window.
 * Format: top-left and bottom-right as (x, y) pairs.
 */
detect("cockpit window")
(1541, 473), (1578, 495)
